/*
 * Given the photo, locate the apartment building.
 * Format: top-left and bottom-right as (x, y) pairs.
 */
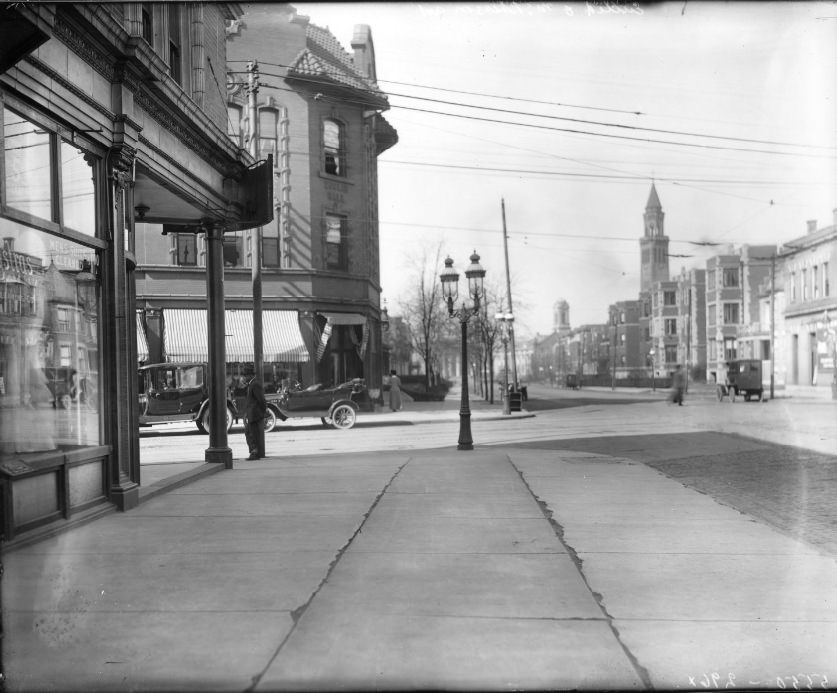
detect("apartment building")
(705, 245), (775, 383)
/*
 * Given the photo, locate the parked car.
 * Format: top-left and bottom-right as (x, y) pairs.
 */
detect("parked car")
(138, 362), (284, 433)
(565, 373), (580, 390)
(276, 378), (368, 429)
(716, 359), (764, 402)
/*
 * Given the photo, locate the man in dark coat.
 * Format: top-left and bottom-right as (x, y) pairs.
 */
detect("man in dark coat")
(244, 372), (267, 460)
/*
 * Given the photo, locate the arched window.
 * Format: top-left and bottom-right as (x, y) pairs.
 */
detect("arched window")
(323, 119), (344, 176)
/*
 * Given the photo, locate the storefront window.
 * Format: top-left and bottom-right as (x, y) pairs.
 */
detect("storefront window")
(61, 141), (96, 235)
(3, 109), (53, 219)
(0, 219), (101, 455)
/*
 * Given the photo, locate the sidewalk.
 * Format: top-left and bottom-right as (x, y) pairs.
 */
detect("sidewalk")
(5, 440), (837, 690)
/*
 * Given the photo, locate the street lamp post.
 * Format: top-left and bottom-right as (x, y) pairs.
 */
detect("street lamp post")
(440, 251), (486, 450)
(495, 312), (514, 415)
(649, 348), (656, 391)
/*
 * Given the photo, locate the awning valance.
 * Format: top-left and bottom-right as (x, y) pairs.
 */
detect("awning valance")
(319, 312), (367, 326)
(163, 309), (309, 363)
(136, 312), (149, 362)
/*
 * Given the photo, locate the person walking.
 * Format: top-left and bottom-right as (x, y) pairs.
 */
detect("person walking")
(389, 369), (402, 412)
(244, 370), (267, 459)
(670, 364), (686, 406)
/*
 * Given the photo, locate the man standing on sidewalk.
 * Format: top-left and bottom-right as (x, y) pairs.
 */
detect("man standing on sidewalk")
(244, 368), (267, 459)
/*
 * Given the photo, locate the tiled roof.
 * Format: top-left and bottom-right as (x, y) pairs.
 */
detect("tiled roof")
(287, 22), (385, 103)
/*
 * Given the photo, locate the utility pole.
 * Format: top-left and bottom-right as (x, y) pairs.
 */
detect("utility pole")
(248, 59), (265, 457)
(770, 253), (776, 400)
(501, 199), (518, 390)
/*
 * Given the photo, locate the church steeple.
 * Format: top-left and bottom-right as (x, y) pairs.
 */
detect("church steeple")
(644, 183), (664, 237)
(639, 183), (669, 292)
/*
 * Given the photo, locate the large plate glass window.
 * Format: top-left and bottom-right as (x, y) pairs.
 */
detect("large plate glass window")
(0, 226), (101, 454)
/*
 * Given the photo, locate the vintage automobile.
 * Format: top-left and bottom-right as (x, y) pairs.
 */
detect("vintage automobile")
(138, 362), (284, 433)
(565, 373), (581, 390)
(275, 378), (369, 430)
(717, 359), (765, 402)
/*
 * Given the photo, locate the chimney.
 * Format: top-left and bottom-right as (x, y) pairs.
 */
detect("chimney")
(807, 219), (817, 234)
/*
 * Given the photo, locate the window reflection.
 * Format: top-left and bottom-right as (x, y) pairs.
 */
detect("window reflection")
(3, 109), (53, 219)
(0, 220), (100, 455)
(61, 141), (96, 235)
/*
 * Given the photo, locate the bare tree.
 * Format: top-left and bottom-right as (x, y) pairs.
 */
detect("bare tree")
(398, 244), (447, 388)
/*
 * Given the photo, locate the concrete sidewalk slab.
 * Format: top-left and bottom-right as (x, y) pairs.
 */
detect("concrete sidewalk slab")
(256, 452), (643, 691)
(509, 446), (837, 687)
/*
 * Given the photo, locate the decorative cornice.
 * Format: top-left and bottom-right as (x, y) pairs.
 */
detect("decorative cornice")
(52, 13), (115, 81)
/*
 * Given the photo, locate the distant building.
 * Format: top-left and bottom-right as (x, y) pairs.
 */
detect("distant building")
(705, 244), (775, 382)
(639, 183), (670, 293)
(779, 212), (837, 392)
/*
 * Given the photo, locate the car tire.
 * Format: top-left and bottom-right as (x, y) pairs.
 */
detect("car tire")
(330, 403), (356, 430)
(728, 387), (736, 403)
(263, 408), (278, 433)
(200, 405), (234, 434)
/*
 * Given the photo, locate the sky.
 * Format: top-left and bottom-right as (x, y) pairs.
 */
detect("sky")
(292, 1), (837, 339)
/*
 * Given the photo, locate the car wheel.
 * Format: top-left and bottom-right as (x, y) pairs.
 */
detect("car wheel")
(201, 406), (234, 434)
(728, 387), (736, 403)
(263, 408), (278, 433)
(744, 393), (751, 402)
(320, 417), (330, 427)
(330, 404), (356, 430)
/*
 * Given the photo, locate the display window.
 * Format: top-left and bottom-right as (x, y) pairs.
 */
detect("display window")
(1, 106), (102, 456)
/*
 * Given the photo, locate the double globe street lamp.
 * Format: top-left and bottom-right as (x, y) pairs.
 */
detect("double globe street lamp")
(440, 251), (486, 451)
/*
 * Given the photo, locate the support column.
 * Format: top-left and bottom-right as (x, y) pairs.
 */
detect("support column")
(205, 221), (233, 467)
(106, 145), (140, 510)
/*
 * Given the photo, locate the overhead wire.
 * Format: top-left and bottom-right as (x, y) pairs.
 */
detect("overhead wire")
(244, 68), (836, 156)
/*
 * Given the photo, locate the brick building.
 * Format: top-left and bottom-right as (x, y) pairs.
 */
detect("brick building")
(136, 5), (397, 395)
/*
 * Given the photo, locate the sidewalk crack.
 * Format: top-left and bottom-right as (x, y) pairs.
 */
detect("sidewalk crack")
(246, 456), (412, 692)
(506, 454), (655, 691)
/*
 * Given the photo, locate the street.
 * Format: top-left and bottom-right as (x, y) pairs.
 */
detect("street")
(139, 384), (837, 557)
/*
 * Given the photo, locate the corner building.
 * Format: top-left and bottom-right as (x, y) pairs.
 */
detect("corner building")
(136, 5), (398, 395)
(0, 3), (258, 542)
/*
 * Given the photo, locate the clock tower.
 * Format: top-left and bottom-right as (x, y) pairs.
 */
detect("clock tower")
(639, 183), (670, 292)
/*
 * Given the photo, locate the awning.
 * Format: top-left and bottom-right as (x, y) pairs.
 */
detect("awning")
(136, 312), (149, 362)
(163, 309), (309, 363)
(316, 312), (368, 362)
(319, 312), (367, 326)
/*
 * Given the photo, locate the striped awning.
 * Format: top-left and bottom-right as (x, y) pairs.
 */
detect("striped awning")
(136, 312), (149, 362)
(163, 309), (309, 363)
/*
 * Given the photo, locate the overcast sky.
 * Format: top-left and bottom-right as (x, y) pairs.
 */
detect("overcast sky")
(287, 1), (837, 337)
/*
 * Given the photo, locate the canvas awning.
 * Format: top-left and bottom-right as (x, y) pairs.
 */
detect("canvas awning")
(163, 309), (309, 363)
(136, 312), (149, 362)
(315, 312), (368, 362)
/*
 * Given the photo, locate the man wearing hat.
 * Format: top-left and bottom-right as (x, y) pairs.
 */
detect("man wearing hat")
(243, 367), (267, 460)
